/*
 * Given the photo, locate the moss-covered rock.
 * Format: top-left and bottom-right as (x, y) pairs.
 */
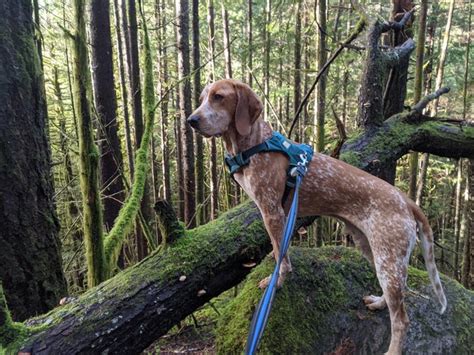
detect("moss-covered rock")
(216, 246), (474, 354)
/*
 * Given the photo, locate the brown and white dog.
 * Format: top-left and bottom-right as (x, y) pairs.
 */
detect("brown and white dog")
(188, 79), (446, 354)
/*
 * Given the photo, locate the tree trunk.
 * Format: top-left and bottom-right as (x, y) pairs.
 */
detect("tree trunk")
(461, 160), (473, 288)
(192, 0), (205, 225)
(90, 0), (125, 232)
(453, 159), (463, 280)
(314, 0), (327, 152)
(222, 5), (232, 79)
(115, 0), (134, 179)
(176, 0), (196, 228)
(127, 0), (151, 260)
(207, 0), (219, 220)
(155, 0), (172, 204)
(408, 0), (428, 201)
(263, 0), (271, 121)
(72, 0), (107, 288)
(246, 0), (253, 86)
(0, 0), (67, 321)
(293, 0), (302, 139)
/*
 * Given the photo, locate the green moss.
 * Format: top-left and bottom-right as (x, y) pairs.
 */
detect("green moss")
(340, 150), (362, 167)
(0, 284), (30, 355)
(216, 247), (474, 354)
(216, 247), (377, 354)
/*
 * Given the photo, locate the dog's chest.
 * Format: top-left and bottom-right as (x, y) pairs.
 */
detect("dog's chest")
(233, 172), (257, 201)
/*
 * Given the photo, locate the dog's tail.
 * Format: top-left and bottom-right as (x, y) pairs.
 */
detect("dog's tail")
(408, 199), (447, 314)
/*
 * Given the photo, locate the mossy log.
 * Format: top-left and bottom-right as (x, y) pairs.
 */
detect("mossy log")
(217, 247), (474, 354)
(0, 203), (312, 354)
(340, 115), (474, 179)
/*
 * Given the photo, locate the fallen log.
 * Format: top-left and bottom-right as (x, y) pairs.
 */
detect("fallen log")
(216, 247), (474, 354)
(0, 203), (312, 354)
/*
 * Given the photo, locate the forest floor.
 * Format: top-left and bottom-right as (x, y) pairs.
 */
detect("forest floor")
(143, 289), (236, 354)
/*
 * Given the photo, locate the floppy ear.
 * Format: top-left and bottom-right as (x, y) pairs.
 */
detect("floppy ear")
(234, 84), (263, 136)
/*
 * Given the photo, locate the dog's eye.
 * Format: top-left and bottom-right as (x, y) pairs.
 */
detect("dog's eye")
(213, 94), (224, 101)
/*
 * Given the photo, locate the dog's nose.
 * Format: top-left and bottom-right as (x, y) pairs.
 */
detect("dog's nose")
(187, 115), (200, 129)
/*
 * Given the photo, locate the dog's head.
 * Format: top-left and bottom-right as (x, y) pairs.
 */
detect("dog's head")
(187, 79), (263, 138)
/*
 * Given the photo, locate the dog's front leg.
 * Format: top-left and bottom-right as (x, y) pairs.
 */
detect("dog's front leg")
(259, 206), (291, 289)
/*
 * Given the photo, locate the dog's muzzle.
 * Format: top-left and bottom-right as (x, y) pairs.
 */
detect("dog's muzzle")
(187, 115), (200, 129)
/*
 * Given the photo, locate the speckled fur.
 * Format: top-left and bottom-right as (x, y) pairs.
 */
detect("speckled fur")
(189, 79), (447, 355)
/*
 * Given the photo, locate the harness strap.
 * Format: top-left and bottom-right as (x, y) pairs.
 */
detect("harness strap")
(225, 131), (313, 205)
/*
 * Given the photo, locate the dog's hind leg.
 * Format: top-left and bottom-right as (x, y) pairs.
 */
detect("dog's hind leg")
(344, 223), (388, 310)
(371, 223), (416, 355)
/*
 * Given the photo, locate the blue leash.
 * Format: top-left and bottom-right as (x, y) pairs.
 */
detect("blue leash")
(245, 172), (303, 355)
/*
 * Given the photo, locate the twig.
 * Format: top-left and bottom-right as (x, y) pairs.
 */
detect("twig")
(288, 17), (366, 139)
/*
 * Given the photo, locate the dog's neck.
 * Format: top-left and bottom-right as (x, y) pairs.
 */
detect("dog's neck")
(222, 119), (273, 156)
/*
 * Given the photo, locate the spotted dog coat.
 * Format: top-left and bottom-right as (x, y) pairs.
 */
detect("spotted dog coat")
(188, 79), (447, 355)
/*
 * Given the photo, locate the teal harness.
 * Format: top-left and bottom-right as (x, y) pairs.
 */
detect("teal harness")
(224, 131), (313, 200)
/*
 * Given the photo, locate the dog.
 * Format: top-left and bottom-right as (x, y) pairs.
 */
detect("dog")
(188, 79), (447, 354)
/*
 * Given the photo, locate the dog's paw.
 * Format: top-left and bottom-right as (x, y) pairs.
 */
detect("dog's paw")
(258, 276), (271, 289)
(363, 295), (387, 310)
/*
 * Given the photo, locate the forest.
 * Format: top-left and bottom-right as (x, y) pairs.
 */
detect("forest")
(0, 0), (473, 353)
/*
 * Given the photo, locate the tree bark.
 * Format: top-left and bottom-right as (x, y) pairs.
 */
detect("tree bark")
(461, 159), (473, 288)
(192, 0), (205, 225)
(176, 0), (196, 228)
(408, 0), (428, 200)
(90, 0), (125, 232)
(72, 0), (107, 288)
(207, 0), (218, 219)
(0, 0), (67, 321)
(314, 0), (327, 153)
(154, 0), (171, 204)
(115, 0), (134, 179)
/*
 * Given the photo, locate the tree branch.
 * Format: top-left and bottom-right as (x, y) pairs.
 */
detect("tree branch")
(411, 87), (451, 114)
(381, 7), (416, 32)
(384, 38), (415, 67)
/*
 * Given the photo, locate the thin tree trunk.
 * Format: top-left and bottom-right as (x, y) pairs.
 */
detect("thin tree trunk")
(263, 0), (271, 121)
(430, 0), (455, 115)
(207, 0), (218, 220)
(90, 0), (125, 232)
(192, 0), (205, 225)
(314, 0), (327, 152)
(72, 0), (106, 287)
(113, 0), (134, 180)
(293, 0), (302, 140)
(155, 0), (171, 203)
(222, 5), (232, 79)
(246, 0), (253, 86)
(127, 0), (150, 260)
(408, 0), (428, 201)
(0, 0), (67, 320)
(453, 159), (463, 280)
(461, 160), (472, 288)
(176, 0), (196, 228)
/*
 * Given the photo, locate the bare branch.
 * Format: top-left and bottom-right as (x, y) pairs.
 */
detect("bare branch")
(381, 7), (416, 32)
(288, 17), (366, 138)
(411, 87), (451, 114)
